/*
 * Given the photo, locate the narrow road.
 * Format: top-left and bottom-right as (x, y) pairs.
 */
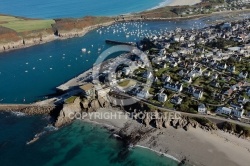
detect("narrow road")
(111, 91), (250, 128)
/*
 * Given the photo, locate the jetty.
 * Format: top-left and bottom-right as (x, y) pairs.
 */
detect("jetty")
(105, 39), (136, 46)
(0, 104), (55, 115)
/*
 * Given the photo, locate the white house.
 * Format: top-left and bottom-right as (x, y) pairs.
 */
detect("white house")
(193, 89), (203, 100)
(232, 108), (244, 118)
(239, 71), (248, 79)
(238, 96), (246, 103)
(198, 103), (207, 114)
(171, 61), (178, 67)
(212, 73), (219, 80)
(164, 75), (171, 82)
(170, 96), (183, 105)
(137, 89), (150, 99)
(178, 69), (189, 76)
(158, 93), (168, 102)
(164, 82), (183, 92)
(182, 76), (192, 83)
(230, 103), (244, 109)
(216, 107), (232, 115)
(173, 35), (184, 42)
(188, 62), (197, 68)
(122, 67), (131, 75)
(188, 70), (201, 78)
(143, 71), (153, 79)
(217, 63), (227, 70)
(203, 71), (211, 77)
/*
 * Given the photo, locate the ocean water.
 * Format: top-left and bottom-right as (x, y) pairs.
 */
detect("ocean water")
(0, 19), (207, 104)
(0, 113), (179, 166)
(0, 0), (172, 19)
(0, 8), (244, 165)
(0, 18), (209, 166)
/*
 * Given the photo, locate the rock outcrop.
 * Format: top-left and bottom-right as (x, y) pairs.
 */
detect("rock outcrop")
(55, 96), (112, 127)
(55, 97), (82, 127)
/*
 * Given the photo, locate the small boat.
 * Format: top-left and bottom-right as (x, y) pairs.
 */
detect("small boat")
(81, 48), (87, 52)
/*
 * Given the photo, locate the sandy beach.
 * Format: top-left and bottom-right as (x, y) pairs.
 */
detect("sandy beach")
(168, 0), (202, 6)
(85, 108), (250, 166)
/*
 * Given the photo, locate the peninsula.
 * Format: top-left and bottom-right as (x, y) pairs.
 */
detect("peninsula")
(1, 0), (250, 53)
(1, 0), (250, 166)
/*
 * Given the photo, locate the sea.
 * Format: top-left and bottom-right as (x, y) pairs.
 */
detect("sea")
(0, 1), (248, 166)
(0, 0), (172, 19)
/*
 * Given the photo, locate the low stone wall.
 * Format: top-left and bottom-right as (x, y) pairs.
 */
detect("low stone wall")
(0, 104), (55, 115)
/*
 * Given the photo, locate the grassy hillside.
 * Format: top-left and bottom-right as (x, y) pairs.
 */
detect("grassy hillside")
(0, 15), (55, 32)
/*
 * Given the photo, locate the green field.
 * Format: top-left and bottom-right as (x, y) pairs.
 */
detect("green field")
(118, 79), (136, 88)
(0, 15), (54, 32)
(64, 96), (78, 104)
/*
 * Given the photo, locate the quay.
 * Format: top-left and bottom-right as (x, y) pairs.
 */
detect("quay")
(0, 104), (55, 115)
(105, 39), (136, 46)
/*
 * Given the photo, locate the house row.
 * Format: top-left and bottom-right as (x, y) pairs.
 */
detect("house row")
(216, 107), (245, 118)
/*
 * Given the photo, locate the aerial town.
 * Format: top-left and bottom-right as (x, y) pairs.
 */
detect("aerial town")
(63, 19), (250, 126)
(2, 1), (250, 165)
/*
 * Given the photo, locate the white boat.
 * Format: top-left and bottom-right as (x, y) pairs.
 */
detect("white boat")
(81, 48), (87, 52)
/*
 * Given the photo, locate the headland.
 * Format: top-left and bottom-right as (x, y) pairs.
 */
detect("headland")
(1, 0), (250, 53)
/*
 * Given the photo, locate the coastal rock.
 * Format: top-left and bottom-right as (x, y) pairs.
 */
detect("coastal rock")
(81, 100), (89, 109)
(163, 119), (170, 128)
(184, 123), (191, 131)
(90, 99), (101, 111)
(55, 97), (82, 127)
(143, 113), (150, 127)
(98, 97), (106, 107)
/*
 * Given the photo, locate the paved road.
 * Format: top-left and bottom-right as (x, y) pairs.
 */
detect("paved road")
(111, 91), (250, 128)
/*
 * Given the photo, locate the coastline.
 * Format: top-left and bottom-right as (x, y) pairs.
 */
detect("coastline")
(82, 108), (250, 166)
(1, 8), (250, 54)
(135, 145), (180, 163)
(0, 21), (115, 54)
(1, 2), (250, 166)
(168, 0), (201, 6)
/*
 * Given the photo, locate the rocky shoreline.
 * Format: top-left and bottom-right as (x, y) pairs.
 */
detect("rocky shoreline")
(53, 94), (249, 138)
(0, 21), (115, 54)
(1, 9), (250, 54)
(1, 81), (249, 165)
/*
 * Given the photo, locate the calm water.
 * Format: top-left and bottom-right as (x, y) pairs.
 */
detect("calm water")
(0, 113), (179, 166)
(0, 6), (243, 165)
(0, 20), (206, 104)
(0, 0), (171, 18)
(0, 20), (206, 166)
